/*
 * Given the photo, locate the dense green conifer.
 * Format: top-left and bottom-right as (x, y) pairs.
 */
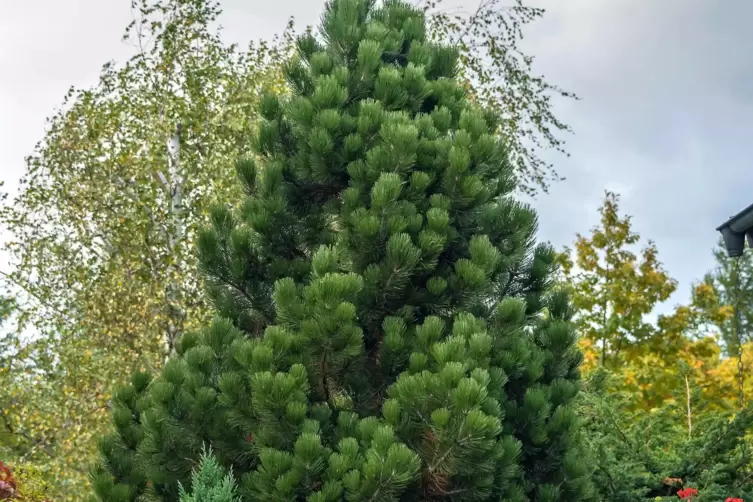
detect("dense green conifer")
(92, 1), (593, 500)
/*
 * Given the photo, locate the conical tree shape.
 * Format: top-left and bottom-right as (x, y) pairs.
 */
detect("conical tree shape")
(179, 449), (241, 502)
(94, 1), (593, 500)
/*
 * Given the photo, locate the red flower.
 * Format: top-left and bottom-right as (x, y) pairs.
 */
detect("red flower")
(725, 498), (743, 502)
(678, 487), (698, 499)
(0, 460), (17, 499)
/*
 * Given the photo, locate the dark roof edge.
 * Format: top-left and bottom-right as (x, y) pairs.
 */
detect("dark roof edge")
(716, 201), (753, 231)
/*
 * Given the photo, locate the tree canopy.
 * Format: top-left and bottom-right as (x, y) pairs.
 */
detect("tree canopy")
(92, 0), (593, 500)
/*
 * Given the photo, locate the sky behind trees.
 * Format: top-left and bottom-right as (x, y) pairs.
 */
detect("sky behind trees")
(2, 0), (753, 316)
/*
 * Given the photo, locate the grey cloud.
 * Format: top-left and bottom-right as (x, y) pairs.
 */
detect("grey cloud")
(525, 0), (753, 312)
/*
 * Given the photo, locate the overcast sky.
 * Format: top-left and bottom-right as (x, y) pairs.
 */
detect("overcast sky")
(2, 0), (752, 315)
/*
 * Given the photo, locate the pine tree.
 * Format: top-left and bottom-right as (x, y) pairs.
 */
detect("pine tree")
(90, 371), (152, 501)
(93, 1), (593, 500)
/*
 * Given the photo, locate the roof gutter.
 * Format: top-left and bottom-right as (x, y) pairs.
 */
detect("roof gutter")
(717, 201), (753, 257)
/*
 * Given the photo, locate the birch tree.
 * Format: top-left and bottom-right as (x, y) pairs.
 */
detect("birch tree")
(0, 1), (292, 498)
(422, 0), (578, 194)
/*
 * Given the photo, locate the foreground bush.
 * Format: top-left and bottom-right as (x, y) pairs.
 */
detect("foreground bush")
(581, 369), (753, 501)
(179, 450), (239, 502)
(0, 460), (51, 501)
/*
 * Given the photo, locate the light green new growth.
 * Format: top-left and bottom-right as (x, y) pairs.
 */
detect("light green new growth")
(179, 449), (240, 502)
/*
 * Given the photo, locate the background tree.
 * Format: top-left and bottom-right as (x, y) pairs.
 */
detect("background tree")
(614, 281), (738, 412)
(703, 239), (753, 350)
(685, 239), (753, 408)
(558, 192), (739, 412)
(422, 0), (578, 194)
(579, 370), (753, 501)
(93, 0), (593, 500)
(559, 191), (676, 368)
(0, 1), (292, 498)
(0, 292), (14, 355)
(2, 0), (292, 367)
(559, 193), (753, 499)
(1, 296), (54, 501)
